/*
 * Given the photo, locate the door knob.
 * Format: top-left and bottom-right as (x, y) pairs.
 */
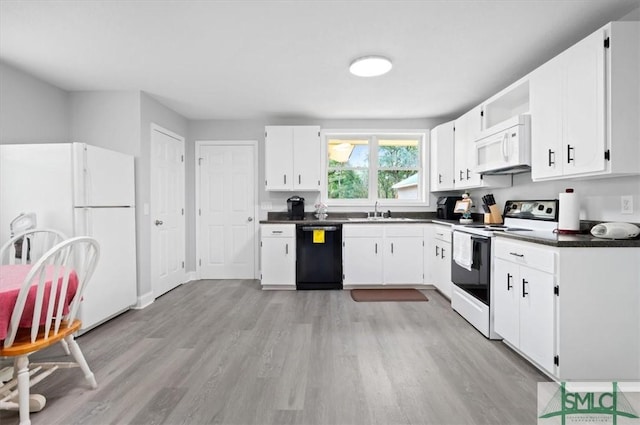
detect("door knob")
(248, 217), (253, 222)
(155, 220), (163, 226)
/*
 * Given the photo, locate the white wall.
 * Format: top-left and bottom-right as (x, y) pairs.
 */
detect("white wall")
(0, 61), (69, 144)
(468, 173), (640, 223)
(189, 117), (443, 215)
(69, 91), (141, 156)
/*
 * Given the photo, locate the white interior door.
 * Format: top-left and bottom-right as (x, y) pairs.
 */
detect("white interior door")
(197, 142), (256, 279)
(151, 126), (186, 297)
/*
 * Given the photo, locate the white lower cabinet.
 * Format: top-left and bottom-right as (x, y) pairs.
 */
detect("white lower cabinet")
(260, 224), (296, 289)
(343, 224), (423, 286)
(494, 256), (555, 373)
(494, 237), (640, 380)
(429, 225), (452, 299)
(342, 225), (383, 285)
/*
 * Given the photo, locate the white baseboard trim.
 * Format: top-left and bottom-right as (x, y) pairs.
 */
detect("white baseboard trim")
(134, 291), (154, 309)
(186, 271), (197, 282)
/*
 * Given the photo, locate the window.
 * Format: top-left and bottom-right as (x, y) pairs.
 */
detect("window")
(325, 131), (427, 204)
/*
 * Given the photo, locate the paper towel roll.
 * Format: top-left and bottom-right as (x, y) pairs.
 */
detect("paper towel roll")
(558, 189), (580, 233)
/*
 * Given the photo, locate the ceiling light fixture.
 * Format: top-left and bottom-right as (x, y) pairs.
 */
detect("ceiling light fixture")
(349, 56), (393, 77)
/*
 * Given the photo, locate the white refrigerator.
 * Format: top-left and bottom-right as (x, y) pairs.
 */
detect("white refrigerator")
(0, 143), (137, 333)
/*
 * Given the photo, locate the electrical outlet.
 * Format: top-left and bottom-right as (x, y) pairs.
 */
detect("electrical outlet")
(621, 196), (633, 214)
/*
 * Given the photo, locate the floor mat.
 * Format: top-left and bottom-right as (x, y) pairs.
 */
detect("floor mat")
(350, 288), (428, 302)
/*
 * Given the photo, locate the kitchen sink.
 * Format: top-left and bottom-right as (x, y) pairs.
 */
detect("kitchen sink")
(346, 217), (416, 222)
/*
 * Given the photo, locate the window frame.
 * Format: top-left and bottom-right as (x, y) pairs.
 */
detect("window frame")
(321, 129), (430, 207)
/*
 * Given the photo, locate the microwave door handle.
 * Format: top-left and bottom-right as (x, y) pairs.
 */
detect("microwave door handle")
(502, 132), (509, 160)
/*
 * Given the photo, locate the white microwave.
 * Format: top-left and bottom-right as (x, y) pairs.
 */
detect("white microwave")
(474, 115), (531, 175)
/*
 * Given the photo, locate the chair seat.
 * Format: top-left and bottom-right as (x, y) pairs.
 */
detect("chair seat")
(0, 320), (82, 357)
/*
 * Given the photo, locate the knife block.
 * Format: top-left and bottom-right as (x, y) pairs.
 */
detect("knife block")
(484, 205), (503, 224)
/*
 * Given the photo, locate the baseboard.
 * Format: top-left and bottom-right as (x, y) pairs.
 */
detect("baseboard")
(186, 271), (197, 282)
(134, 291), (154, 309)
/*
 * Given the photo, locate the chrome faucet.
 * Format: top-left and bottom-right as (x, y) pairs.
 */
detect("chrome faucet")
(374, 201), (379, 217)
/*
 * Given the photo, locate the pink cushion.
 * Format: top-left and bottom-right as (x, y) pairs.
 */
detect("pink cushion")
(0, 264), (79, 341)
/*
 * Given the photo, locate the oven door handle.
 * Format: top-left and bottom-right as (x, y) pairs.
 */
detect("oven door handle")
(470, 235), (489, 269)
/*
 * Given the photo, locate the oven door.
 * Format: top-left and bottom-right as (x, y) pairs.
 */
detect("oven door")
(451, 233), (491, 305)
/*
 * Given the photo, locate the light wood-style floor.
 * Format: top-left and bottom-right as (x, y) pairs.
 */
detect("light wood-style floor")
(1, 280), (549, 425)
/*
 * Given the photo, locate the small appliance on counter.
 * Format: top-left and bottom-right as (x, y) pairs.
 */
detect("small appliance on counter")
(436, 196), (463, 220)
(287, 196), (305, 220)
(590, 222), (640, 239)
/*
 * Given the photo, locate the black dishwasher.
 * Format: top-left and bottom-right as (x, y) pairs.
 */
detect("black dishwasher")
(296, 224), (343, 290)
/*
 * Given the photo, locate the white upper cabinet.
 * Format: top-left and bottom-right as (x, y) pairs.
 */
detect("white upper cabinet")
(530, 22), (640, 181)
(430, 121), (455, 191)
(454, 106), (511, 190)
(454, 106), (482, 189)
(265, 125), (321, 191)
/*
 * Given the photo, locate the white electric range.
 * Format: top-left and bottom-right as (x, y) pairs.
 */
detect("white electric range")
(450, 200), (559, 339)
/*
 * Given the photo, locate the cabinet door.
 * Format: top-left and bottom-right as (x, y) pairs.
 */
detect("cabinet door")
(261, 237), (295, 286)
(384, 237), (424, 285)
(519, 266), (555, 373)
(265, 126), (293, 190)
(423, 225), (434, 285)
(454, 106), (483, 189)
(293, 126), (321, 190)
(441, 242), (452, 298)
(530, 56), (564, 180)
(430, 122), (455, 191)
(343, 237), (383, 285)
(563, 29), (606, 177)
(493, 258), (520, 345)
(433, 241), (452, 298)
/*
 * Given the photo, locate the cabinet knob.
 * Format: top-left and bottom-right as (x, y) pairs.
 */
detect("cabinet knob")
(155, 220), (163, 226)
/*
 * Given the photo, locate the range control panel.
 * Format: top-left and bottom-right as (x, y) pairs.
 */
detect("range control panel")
(503, 200), (558, 221)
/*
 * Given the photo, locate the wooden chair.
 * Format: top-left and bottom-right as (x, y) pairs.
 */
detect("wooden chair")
(1, 229), (72, 357)
(0, 229), (68, 265)
(0, 236), (100, 425)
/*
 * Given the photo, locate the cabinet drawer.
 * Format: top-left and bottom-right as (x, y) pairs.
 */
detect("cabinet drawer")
(343, 224), (384, 238)
(385, 225), (424, 237)
(494, 238), (556, 274)
(261, 224), (295, 238)
(433, 225), (452, 243)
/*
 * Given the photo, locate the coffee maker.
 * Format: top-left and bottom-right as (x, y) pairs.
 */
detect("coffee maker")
(436, 196), (463, 220)
(287, 196), (305, 220)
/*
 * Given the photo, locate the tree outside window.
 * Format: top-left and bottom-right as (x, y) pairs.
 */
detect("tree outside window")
(326, 133), (424, 203)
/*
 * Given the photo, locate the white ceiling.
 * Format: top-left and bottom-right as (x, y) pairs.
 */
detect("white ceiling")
(1, 0), (638, 121)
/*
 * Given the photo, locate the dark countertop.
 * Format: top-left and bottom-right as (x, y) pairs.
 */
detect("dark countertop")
(260, 218), (434, 224)
(260, 214), (640, 247)
(495, 230), (640, 248)
(260, 211), (441, 225)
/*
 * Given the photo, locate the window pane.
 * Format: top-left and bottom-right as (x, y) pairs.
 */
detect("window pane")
(377, 139), (419, 168)
(378, 171), (419, 199)
(328, 170), (368, 199)
(327, 138), (369, 168)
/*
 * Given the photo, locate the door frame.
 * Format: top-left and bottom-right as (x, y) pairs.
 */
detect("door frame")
(195, 140), (259, 280)
(150, 123), (186, 297)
